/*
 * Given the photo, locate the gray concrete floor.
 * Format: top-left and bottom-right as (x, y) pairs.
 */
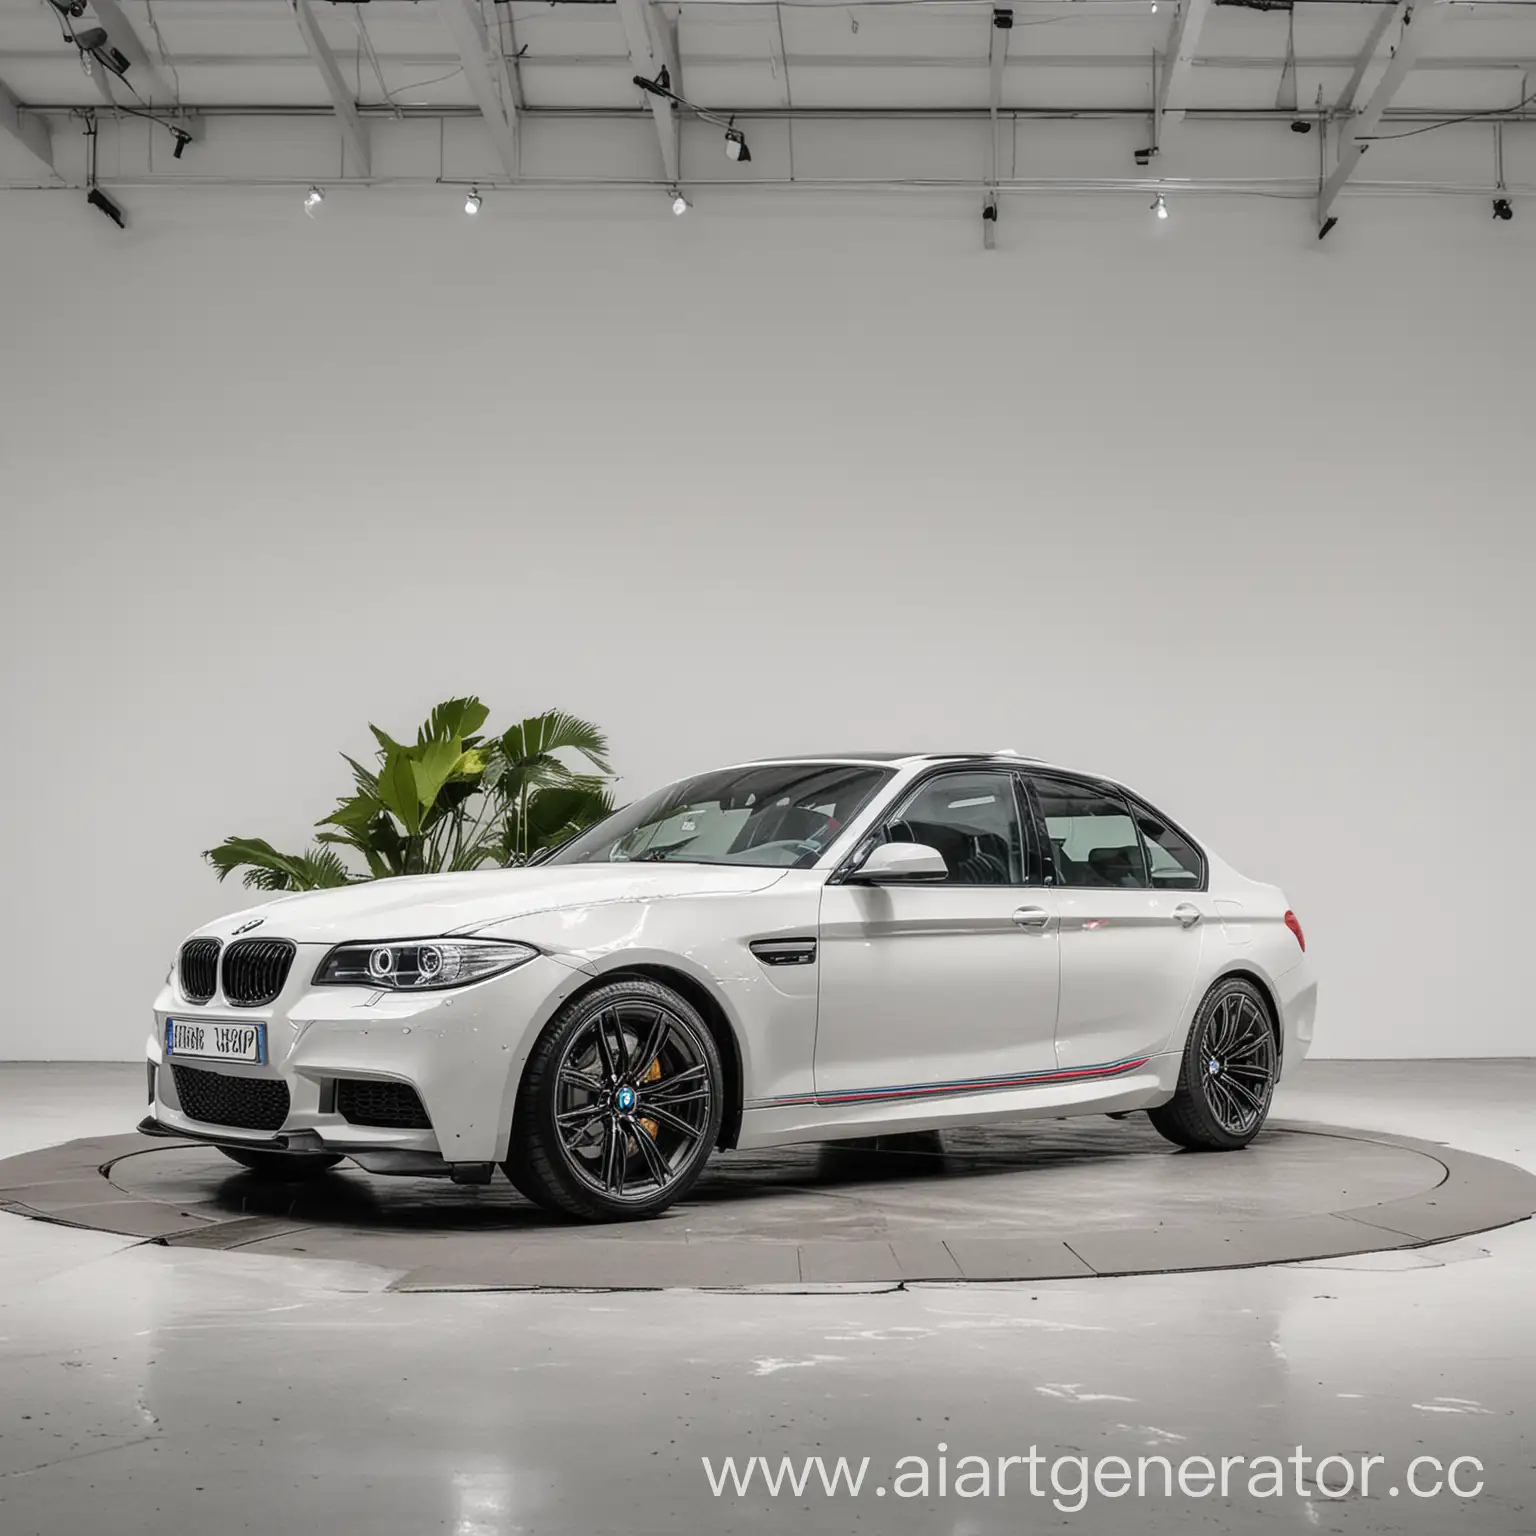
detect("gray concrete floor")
(1, 1060), (1532, 1534)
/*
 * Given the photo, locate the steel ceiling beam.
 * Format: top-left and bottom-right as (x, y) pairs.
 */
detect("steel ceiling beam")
(90, 0), (175, 104)
(289, 0), (370, 177)
(1336, 4), (1403, 114)
(616, 0), (682, 187)
(1317, 0), (1449, 231)
(1157, 0), (1214, 134)
(437, 0), (520, 180)
(0, 75), (52, 172)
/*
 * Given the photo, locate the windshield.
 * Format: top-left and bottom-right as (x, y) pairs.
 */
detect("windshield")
(548, 763), (893, 869)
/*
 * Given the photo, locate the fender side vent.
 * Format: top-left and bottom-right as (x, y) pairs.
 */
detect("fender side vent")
(750, 938), (818, 967)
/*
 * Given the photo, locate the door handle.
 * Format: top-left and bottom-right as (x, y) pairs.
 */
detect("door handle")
(1012, 906), (1051, 930)
(1172, 903), (1202, 928)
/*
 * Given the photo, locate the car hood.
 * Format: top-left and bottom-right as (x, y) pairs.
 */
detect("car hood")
(198, 864), (790, 944)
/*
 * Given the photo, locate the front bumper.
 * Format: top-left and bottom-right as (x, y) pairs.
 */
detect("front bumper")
(146, 949), (589, 1165)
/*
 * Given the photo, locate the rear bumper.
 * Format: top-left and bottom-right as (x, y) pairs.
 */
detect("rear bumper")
(1275, 956), (1317, 1077)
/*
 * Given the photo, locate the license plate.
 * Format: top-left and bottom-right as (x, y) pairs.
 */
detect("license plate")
(166, 1018), (267, 1064)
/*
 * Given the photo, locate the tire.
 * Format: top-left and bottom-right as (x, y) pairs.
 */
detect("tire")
(1147, 976), (1278, 1151)
(217, 1147), (344, 1180)
(501, 1141), (566, 1214)
(507, 978), (725, 1222)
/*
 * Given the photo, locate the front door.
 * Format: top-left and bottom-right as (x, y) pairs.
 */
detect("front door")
(1027, 774), (1207, 1071)
(814, 769), (1061, 1102)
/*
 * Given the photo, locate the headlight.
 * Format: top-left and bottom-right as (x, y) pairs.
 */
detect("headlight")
(314, 939), (538, 991)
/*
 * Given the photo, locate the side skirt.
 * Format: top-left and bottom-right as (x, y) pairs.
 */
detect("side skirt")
(735, 1053), (1182, 1151)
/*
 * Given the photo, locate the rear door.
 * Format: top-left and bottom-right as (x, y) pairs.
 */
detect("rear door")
(1024, 773), (1208, 1071)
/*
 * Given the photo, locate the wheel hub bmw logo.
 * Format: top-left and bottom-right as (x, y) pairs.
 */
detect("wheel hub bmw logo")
(615, 1086), (637, 1112)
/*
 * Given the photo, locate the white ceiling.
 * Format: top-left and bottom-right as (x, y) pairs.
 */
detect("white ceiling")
(3, 0), (1535, 119)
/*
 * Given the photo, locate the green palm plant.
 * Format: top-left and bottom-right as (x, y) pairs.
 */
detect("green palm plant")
(205, 700), (614, 892)
(485, 711), (615, 867)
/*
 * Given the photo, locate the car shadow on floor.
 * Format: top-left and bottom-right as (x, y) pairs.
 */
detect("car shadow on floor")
(180, 1117), (1246, 1232)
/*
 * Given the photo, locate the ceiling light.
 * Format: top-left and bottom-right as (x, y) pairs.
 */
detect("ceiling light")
(671, 190), (691, 216)
(74, 26), (129, 78)
(303, 185), (324, 216)
(464, 189), (482, 216)
(87, 187), (126, 229)
(724, 127), (751, 163)
(1151, 192), (1169, 220)
(1492, 197), (1513, 221)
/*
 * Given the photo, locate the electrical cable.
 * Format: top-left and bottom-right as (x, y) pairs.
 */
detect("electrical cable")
(1361, 87), (1536, 142)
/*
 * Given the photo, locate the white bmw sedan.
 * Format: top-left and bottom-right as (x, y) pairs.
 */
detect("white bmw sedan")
(145, 753), (1316, 1221)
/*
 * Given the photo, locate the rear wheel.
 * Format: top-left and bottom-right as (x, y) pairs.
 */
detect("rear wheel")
(1148, 977), (1277, 1151)
(508, 978), (724, 1222)
(217, 1147), (343, 1180)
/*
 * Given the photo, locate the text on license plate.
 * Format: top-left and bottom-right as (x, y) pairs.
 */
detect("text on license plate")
(166, 1019), (266, 1063)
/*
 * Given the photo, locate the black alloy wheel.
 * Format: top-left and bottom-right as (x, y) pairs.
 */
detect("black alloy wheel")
(1147, 976), (1277, 1151)
(508, 978), (724, 1221)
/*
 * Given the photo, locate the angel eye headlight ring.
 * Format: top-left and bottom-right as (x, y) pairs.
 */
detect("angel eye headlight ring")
(316, 939), (538, 991)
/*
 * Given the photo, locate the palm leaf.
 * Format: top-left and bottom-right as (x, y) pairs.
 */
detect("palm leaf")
(420, 696), (490, 745)
(499, 710), (612, 776)
(341, 754), (381, 798)
(375, 747), (423, 836)
(204, 838), (354, 892)
(369, 723), (408, 759)
(316, 830), (391, 880)
(318, 793), (382, 832)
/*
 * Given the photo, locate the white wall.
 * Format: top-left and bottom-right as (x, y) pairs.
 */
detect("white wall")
(1, 184), (1531, 1061)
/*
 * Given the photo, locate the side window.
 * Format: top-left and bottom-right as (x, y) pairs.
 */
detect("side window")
(1032, 780), (1148, 889)
(885, 771), (1025, 886)
(1134, 810), (1204, 889)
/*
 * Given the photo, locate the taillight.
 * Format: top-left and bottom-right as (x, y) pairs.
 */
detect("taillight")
(1284, 910), (1305, 952)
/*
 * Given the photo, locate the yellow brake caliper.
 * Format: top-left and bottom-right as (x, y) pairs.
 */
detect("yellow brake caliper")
(640, 1056), (662, 1140)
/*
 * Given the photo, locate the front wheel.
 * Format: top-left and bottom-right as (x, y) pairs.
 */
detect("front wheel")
(1148, 977), (1277, 1151)
(507, 978), (724, 1222)
(217, 1147), (344, 1180)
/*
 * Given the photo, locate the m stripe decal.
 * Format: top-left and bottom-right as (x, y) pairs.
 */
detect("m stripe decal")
(755, 1055), (1151, 1110)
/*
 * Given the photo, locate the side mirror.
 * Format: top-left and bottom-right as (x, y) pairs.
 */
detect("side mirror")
(848, 841), (949, 885)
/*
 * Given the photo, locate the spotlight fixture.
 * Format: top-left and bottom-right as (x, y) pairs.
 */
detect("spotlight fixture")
(1290, 118), (1312, 134)
(45, 0), (88, 16)
(87, 186), (126, 229)
(1493, 197), (1513, 221)
(74, 26), (130, 79)
(464, 188), (482, 215)
(633, 64), (672, 99)
(303, 185), (324, 216)
(1151, 192), (1169, 220)
(635, 69), (752, 174)
(1134, 146), (1156, 167)
(671, 189), (691, 216)
(171, 128), (192, 159)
